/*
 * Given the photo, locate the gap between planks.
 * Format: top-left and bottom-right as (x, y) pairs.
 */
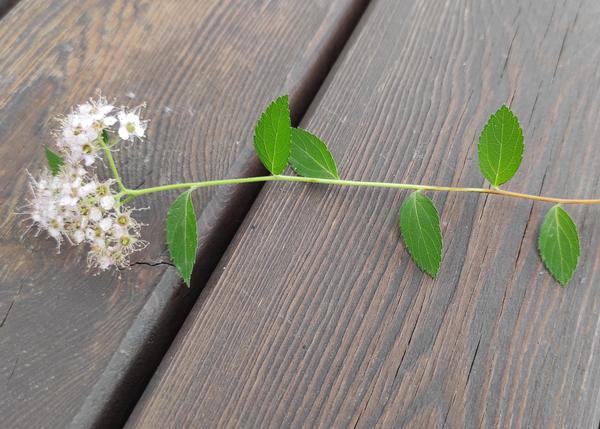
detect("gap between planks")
(0, 0), (20, 19)
(70, 1), (373, 427)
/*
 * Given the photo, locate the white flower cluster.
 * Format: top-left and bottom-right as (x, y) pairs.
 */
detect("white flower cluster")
(26, 96), (148, 271)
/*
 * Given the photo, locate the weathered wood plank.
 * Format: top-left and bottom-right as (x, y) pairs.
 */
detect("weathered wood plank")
(0, 0), (18, 18)
(127, 0), (600, 427)
(0, 0), (368, 427)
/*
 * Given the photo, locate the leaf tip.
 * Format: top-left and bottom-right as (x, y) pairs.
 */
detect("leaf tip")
(425, 267), (440, 279)
(44, 145), (64, 176)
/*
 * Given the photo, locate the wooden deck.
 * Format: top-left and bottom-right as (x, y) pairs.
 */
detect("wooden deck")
(2, 0), (600, 428)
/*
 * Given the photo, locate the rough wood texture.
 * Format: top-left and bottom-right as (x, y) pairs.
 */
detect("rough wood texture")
(0, 0), (369, 427)
(128, 0), (600, 427)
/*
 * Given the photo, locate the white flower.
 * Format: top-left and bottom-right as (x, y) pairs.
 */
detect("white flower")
(58, 195), (78, 207)
(79, 101), (113, 119)
(78, 97), (118, 130)
(59, 115), (101, 166)
(117, 111), (145, 141)
(62, 113), (98, 145)
(100, 195), (115, 210)
(80, 181), (96, 197)
(89, 207), (102, 222)
(25, 95), (148, 273)
(72, 230), (85, 244)
(98, 217), (113, 233)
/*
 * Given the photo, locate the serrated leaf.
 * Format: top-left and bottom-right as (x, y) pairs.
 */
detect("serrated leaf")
(399, 191), (443, 278)
(44, 146), (64, 176)
(289, 128), (339, 179)
(478, 105), (524, 186)
(253, 95), (291, 175)
(166, 191), (198, 286)
(538, 205), (580, 286)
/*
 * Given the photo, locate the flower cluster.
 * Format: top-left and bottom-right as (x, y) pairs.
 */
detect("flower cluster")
(26, 96), (147, 271)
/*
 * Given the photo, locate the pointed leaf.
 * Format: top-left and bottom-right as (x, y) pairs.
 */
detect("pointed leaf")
(166, 191), (198, 286)
(478, 105), (524, 186)
(102, 129), (109, 145)
(538, 205), (580, 286)
(44, 146), (64, 176)
(253, 95), (291, 175)
(399, 191), (443, 278)
(289, 128), (339, 179)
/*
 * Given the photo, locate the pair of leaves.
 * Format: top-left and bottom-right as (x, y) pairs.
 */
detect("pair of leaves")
(478, 105), (580, 285)
(398, 105), (524, 280)
(398, 193), (582, 285)
(253, 95), (339, 179)
(168, 96), (340, 285)
(397, 107), (524, 280)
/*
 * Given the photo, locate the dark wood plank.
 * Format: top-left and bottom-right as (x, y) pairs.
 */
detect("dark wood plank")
(0, 0), (18, 18)
(0, 0), (369, 427)
(127, 0), (600, 427)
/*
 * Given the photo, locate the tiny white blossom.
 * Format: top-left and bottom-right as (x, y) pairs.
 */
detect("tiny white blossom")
(117, 111), (145, 141)
(89, 207), (102, 222)
(99, 217), (113, 232)
(100, 195), (115, 210)
(80, 182), (96, 197)
(72, 230), (85, 244)
(62, 113), (98, 144)
(78, 97), (117, 131)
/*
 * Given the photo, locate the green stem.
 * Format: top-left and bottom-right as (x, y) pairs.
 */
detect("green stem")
(99, 134), (126, 192)
(118, 175), (600, 205)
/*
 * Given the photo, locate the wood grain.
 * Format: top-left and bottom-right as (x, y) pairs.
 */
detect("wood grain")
(128, 0), (600, 427)
(0, 1), (17, 19)
(0, 0), (369, 427)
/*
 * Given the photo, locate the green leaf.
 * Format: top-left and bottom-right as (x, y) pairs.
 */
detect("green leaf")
(253, 95), (292, 175)
(478, 105), (524, 186)
(102, 129), (109, 144)
(538, 205), (580, 286)
(44, 146), (64, 176)
(399, 191), (443, 278)
(166, 191), (198, 286)
(289, 128), (339, 179)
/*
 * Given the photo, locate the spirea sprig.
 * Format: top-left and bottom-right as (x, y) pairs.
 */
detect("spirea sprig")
(25, 94), (598, 286)
(26, 95), (148, 271)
